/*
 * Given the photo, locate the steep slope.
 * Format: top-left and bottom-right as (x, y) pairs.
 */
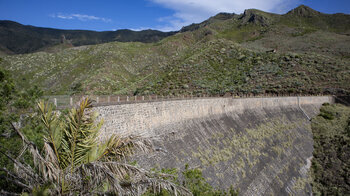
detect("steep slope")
(310, 104), (350, 195)
(0, 5), (349, 96)
(0, 42), (170, 94)
(240, 5), (350, 57)
(135, 38), (349, 96)
(0, 20), (175, 54)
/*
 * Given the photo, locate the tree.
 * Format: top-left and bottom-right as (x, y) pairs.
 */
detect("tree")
(0, 63), (16, 135)
(0, 61), (43, 193)
(0, 98), (190, 195)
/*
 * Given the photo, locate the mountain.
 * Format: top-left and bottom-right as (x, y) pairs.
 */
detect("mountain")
(0, 20), (176, 54)
(0, 5), (349, 96)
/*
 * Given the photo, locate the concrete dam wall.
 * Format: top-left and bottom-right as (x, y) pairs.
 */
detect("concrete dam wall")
(95, 96), (333, 195)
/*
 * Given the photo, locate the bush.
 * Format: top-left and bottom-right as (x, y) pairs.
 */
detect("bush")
(145, 164), (239, 196)
(319, 108), (335, 120)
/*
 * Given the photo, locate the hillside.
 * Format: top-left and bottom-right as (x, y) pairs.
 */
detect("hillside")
(311, 103), (350, 195)
(0, 5), (349, 96)
(0, 20), (175, 54)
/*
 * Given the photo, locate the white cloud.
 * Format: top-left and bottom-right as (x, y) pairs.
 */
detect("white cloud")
(51, 13), (112, 23)
(150, 0), (300, 31)
(130, 27), (152, 31)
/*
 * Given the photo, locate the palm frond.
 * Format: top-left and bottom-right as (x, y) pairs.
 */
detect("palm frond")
(8, 122), (59, 184)
(0, 153), (33, 191)
(61, 98), (104, 170)
(103, 135), (154, 162)
(68, 162), (191, 196)
(37, 101), (62, 169)
(3, 98), (192, 195)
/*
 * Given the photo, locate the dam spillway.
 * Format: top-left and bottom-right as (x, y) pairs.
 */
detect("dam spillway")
(95, 96), (333, 195)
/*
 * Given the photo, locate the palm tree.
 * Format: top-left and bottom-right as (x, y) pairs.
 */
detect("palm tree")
(0, 98), (190, 195)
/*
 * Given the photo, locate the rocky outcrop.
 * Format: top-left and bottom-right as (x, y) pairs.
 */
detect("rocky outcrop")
(286, 5), (321, 17)
(180, 12), (235, 32)
(239, 9), (272, 26)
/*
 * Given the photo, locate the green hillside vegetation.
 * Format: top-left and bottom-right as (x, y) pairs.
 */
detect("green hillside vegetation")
(242, 6), (350, 58)
(311, 103), (350, 195)
(0, 5), (349, 96)
(0, 20), (175, 54)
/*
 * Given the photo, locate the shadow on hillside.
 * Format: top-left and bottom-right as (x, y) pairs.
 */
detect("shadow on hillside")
(334, 96), (350, 106)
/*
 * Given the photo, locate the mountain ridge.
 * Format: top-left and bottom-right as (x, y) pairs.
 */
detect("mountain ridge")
(286, 5), (322, 16)
(1, 5), (349, 55)
(0, 5), (349, 96)
(0, 20), (176, 54)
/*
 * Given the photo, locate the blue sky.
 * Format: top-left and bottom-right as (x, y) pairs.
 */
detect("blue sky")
(0, 0), (349, 32)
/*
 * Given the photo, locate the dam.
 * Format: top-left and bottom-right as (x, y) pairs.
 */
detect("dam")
(95, 96), (333, 195)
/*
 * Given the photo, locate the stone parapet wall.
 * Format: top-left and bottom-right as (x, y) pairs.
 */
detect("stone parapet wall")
(95, 96), (333, 140)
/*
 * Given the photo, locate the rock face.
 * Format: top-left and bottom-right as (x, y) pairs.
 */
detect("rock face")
(60, 35), (66, 44)
(95, 96), (333, 195)
(286, 5), (321, 17)
(180, 12), (236, 32)
(239, 9), (271, 26)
